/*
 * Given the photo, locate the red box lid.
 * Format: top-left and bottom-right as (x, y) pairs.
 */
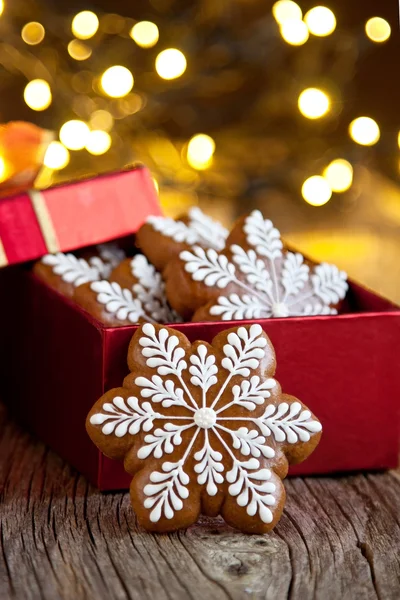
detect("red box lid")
(0, 165), (161, 267)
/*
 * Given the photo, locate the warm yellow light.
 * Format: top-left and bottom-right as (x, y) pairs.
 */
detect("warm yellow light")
(68, 39), (92, 61)
(349, 117), (380, 146)
(155, 49), (187, 80)
(21, 22), (45, 45)
(59, 120), (90, 150)
(305, 6), (336, 37)
(302, 176), (332, 206)
(43, 141), (70, 170)
(100, 66), (134, 98)
(280, 20), (309, 45)
(72, 11), (99, 40)
(365, 17), (391, 43)
(152, 177), (159, 194)
(0, 1), (4, 17)
(23, 79), (52, 111)
(272, 1), (302, 25)
(85, 130), (112, 155)
(298, 88), (330, 119)
(0, 156), (8, 183)
(130, 21), (159, 48)
(323, 159), (353, 193)
(187, 134), (216, 170)
(90, 110), (114, 132)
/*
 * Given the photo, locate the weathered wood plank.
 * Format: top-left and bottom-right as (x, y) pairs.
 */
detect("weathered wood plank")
(1, 403), (399, 600)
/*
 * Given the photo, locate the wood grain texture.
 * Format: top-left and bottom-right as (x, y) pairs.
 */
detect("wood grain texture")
(0, 402), (399, 600)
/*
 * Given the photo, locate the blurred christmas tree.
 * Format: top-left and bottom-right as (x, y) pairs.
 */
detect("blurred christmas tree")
(0, 0), (398, 230)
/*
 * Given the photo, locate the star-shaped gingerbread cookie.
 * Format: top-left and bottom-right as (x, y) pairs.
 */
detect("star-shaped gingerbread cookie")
(86, 323), (322, 533)
(162, 210), (348, 321)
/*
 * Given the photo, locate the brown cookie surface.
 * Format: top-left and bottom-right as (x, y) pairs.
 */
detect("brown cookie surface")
(163, 210), (348, 321)
(86, 323), (322, 533)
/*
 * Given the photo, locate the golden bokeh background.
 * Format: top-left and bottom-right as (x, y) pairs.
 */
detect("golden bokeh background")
(0, 0), (399, 301)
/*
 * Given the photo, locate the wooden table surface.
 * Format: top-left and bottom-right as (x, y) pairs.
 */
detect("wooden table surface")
(1, 403), (399, 600)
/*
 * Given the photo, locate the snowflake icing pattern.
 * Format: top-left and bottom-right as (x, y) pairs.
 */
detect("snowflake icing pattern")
(147, 206), (228, 251)
(88, 323), (322, 531)
(90, 255), (180, 324)
(178, 210), (348, 320)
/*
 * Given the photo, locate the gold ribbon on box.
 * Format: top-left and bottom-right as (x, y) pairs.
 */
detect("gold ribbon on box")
(28, 189), (60, 254)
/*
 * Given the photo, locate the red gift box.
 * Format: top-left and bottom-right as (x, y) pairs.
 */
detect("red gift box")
(0, 165), (161, 267)
(1, 267), (399, 490)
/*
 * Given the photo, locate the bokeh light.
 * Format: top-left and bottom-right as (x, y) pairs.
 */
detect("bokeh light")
(130, 21), (159, 48)
(323, 159), (353, 193)
(272, 1), (302, 25)
(0, 157), (8, 183)
(280, 20), (309, 46)
(43, 141), (70, 170)
(85, 130), (112, 155)
(302, 176), (332, 206)
(24, 79), (52, 111)
(72, 11), (99, 40)
(68, 40), (92, 61)
(21, 22), (45, 45)
(365, 17), (391, 43)
(349, 117), (380, 146)
(90, 110), (114, 132)
(187, 134), (215, 170)
(59, 120), (90, 150)
(101, 66), (134, 98)
(298, 88), (330, 119)
(155, 49), (187, 80)
(305, 6), (336, 37)
(0, 1), (3, 16)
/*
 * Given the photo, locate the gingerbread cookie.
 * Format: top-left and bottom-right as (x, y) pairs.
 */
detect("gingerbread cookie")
(74, 254), (180, 326)
(136, 207), (228, 272)
(162, 210), (348, 321)
(86, 323), (322, 533)
(33, 243), (126, 298)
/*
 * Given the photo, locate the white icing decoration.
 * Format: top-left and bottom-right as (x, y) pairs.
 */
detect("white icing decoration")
(179, 210), (348, 320)
(147, 207), (228, 251)
(92, 243), (126, 278)
(130, 255), (179, 323)
(97, 243), (126, 267)
(181, 247), (236, 288)
(225, 458), (276, 524)
(147, 216), (198, 245)
(187, 207), (228, 251)
(90, 323), (321, 524)
(90, 280), (150, 323)
(89, 396), (160, 436)
(255, 402), (322, 443)
(42, 253), (101, 287)
(89, 255), (179, 324)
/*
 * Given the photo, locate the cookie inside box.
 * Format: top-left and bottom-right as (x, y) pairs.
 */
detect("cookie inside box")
(2, 257), (400, 491)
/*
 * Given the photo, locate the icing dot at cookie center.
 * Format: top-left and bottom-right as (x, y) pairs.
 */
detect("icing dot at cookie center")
(271, 302), (290, 318)
(194, 407), (217, 429)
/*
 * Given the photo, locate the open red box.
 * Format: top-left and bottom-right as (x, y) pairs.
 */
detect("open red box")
(2, 266), (399, 490)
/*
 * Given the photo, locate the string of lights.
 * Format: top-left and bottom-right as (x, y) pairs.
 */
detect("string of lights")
(0, 0), (395, 214)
